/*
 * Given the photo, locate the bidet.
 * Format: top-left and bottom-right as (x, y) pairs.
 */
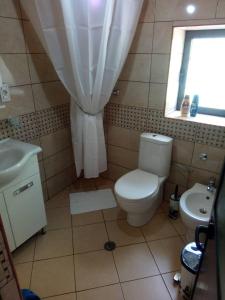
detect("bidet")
(180, 183), (216, 242)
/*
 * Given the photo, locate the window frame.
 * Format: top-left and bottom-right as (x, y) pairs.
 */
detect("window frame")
(176, 29), (225, 117)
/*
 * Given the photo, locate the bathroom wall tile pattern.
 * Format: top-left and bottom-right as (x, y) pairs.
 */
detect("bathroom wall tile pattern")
(105, 103), (147, 132)
(105, 103), (225, 148)
(0, 112), (38, 142)
(195, 123), (225, 148)
(0, 104), (69, 142)
(37, 104), (70, 137)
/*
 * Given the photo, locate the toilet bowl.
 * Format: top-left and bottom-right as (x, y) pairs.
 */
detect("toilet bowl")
(115, 169), (166, 226)
(114, 133), (173, 227)
(180, 183), (216, 242)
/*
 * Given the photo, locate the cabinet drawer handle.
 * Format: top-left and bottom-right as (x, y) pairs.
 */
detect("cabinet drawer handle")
(13, 181), (34, 196)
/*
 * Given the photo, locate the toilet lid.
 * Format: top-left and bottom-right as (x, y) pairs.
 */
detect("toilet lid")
(114, 169), (159, 200)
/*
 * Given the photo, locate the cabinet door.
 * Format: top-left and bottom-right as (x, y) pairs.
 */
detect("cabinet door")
(4, 175), (47, 247)
(0, 193), (16, 251)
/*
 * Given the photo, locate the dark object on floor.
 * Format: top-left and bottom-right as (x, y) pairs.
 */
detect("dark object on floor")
(169, 185), (180, 219)
(169, 210), (179, 219)
(104, 241), (116, 251)
(21, 289), (40, 300)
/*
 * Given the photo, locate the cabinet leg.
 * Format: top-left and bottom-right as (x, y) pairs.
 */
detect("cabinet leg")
(40, 226), (47, 235)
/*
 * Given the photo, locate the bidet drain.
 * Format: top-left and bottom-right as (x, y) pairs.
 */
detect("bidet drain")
(199, 208), (207, 214)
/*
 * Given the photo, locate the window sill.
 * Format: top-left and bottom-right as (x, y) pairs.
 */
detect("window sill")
(165, 110), (225, 127)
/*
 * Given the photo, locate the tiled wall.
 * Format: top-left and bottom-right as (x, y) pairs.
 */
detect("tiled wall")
(104, 0), (225, 198)
(0, 0), (75, 199)
(1, 0), (225, 201)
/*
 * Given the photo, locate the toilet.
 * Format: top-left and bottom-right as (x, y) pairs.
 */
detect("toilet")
(114, 133), (173, 227)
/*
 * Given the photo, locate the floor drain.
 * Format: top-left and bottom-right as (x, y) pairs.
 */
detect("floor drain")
(199, 208), (207, 214)
(104, 241), (116, 251)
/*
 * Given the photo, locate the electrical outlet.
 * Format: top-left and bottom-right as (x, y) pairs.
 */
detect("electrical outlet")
(0, 83), (11, 103)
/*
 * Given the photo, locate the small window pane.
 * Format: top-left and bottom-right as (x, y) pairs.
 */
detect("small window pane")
(184, 37), (225, 110)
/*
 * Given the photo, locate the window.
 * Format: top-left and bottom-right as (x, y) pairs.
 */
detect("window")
(177, 29), (225, 117)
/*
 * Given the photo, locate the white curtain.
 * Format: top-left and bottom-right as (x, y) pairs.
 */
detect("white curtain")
(21, 0), (143, 178)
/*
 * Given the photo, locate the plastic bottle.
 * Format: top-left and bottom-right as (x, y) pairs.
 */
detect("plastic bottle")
(180, 95), (190, 117)
(190, 95), (199, 117)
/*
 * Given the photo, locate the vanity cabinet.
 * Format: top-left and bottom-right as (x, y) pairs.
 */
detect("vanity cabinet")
(0, 155), (47, 251)
(0, 193), (15, 251)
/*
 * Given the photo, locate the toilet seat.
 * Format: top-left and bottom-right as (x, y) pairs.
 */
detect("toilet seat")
(114, 169), (159, 201)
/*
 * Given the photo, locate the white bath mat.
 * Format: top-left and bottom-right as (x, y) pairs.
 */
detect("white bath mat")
(70, 189), (117, 215)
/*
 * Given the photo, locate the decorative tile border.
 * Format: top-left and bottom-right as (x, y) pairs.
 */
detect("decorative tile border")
(0, 104), (70, 142)
(105, 103), (225, 148)
(1, 102), (225, 149)
(105, 103), (147, 131)
(195, 123), (225, 148)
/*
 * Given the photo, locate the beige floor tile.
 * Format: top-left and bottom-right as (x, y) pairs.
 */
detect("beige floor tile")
(74, 250), (119, 291)
(77, 284), (124, 300)
(46, 207), (71, 230)
(72, 211), (103, 226)
(142, 213), (178, 241)
(73, 223), (108, 253)
(70, 179), (96, 192)
(31, 256), (75, 298)
(35, 228), (73, 260)
(13, 236), (36, 264)
(169, 217), (187, 236)
(180, 235), (187, 243)
(155, 204), (164, 214)
(106, 220), (144, 246)
(114, 243), (159, 282)
(43, 293), (76, 300)
(46, 188), (70, 209)
(160, 200), (170, 213)
(15, 262), (32, 289)
(103, 207), (126, 221)
(70, 186), (96, 192)
(162, 272), (182, 300)
(94, 178), (115, 189)
(122, 276), (171, 300)
(149, 237), (184, 273)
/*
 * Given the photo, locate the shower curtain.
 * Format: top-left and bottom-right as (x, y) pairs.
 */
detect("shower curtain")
(21, 0), (143, 178)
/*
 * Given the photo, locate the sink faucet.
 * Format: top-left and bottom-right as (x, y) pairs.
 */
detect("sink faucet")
(207, 177), (216, 193)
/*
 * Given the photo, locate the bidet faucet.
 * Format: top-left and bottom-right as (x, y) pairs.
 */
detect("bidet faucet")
(207, 177), (216, 193)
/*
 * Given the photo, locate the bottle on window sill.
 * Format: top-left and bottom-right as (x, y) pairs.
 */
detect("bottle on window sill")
(190, 95), (199, 117)
(180, 95), (190, 117)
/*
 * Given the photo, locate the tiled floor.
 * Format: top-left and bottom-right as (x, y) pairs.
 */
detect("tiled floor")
(13, 178), (185, 300)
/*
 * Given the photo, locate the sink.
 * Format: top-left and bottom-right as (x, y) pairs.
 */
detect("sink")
(0, 139), (41, 187)
(180, 183), (216, 241)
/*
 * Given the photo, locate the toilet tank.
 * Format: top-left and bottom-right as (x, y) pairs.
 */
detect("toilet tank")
(138, 133), (173, 177)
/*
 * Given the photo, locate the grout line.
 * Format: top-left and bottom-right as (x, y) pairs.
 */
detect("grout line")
(108, 143), (139, 153)
(161, 274), (174, 300)
(70, 207), (77, 293)
(147, 19), (156, 109)
(102, 212), (126, 300)
(215, 0), (220, 19)
(0, 15), (22, 20)
(75, 273), (165, 293)
(28, 235), (37, 289)
(40, 144), (73, 163)
(45, 163), (75, 182)
(42, 272), (179, 298)
(41, 291), (76, 299)
(145, 240), (161, 275)
(118, 78), (168, 84)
